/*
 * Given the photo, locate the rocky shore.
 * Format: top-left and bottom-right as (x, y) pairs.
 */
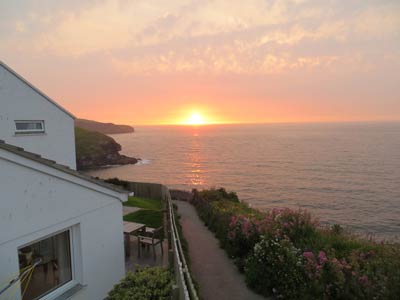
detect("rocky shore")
(75, 127), (139, 170)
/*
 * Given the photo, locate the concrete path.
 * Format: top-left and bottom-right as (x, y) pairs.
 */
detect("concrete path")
(174, 201), (265, 300)
(123, 206), (140, 216)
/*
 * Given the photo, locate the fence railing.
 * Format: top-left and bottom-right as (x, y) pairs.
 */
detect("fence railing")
(166, 189), (199, 300)
(122, 181), (198, 300)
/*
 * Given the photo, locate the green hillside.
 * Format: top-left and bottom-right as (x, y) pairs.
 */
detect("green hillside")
(75, 127), (137, 169)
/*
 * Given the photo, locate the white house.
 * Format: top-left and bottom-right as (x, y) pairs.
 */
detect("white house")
(0, 61), (128, 300)
(0, 62), (76, 169)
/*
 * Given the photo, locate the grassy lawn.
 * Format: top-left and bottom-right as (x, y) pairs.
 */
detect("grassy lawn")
(123, 210), (163, 228)
(124, 196), (162, 210)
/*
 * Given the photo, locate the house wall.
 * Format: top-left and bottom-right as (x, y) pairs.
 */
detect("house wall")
(0, 153), (125, 300)
(0, 64), (76, 169)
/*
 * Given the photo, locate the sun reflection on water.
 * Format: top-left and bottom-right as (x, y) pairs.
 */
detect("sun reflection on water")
(186, 129), (205, 186)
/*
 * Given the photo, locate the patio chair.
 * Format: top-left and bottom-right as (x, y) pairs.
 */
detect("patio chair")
(137, 226), (164, 260)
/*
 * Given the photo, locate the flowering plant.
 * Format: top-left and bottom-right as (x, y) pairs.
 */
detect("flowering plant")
(190, 188), (400, 299)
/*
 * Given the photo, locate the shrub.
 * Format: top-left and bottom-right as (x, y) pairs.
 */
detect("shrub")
(190, 188), (400, 299)
(104, 177), (130, 189)
(245, 236), (307, 299)
(108, 267), (173, 300)
(227, 215), (261, 270)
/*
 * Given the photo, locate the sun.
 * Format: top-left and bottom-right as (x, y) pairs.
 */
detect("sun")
(186, 112), (205, 125)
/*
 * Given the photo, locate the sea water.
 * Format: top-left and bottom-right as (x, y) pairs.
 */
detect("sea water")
(87, 122), (400, 241)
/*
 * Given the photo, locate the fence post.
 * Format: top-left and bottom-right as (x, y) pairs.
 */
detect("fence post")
(171, 284), (179, 300)
(169, 249), (174, 270)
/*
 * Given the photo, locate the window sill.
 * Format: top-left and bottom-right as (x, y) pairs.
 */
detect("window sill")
(13, 133), (47, 137)
(53, 283), (86, 300)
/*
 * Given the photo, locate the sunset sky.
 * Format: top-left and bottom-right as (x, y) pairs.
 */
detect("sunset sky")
(1, 0), (399, 125)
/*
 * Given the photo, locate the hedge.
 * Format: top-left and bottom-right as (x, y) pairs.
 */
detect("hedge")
(190, 188), (400, 299)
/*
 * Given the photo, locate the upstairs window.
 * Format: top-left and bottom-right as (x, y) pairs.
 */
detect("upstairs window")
(15, 120), (45, 134)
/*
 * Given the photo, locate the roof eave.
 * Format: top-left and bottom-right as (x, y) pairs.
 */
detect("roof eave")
(0, 140), (129, 202)
(0, 60), (76, 120)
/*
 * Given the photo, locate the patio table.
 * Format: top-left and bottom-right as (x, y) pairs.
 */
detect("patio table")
(123, 221), (145, 257)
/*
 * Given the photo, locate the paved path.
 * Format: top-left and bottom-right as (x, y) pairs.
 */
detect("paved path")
(123, 206), (140, 216)
(174, 201), (265, 300)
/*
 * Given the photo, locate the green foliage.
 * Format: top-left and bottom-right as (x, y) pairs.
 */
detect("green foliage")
(75, 127), (119, 157)
(195, 187), (239, 203)
(108, 267), (173, 300)
(123, 210), (163, 228)
(191, 188), (400, 300)
(245, 236), (307, 299)
(104, 177), (130, 189)
(125, 196), (162, 210)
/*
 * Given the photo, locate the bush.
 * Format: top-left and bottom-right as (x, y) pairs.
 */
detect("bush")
(108, 267), (173, 300)
(104, 177), (130, 189)
(191, 188), (400, 299)
(245, 236), (307, 299)
(227, 215), (261, 270)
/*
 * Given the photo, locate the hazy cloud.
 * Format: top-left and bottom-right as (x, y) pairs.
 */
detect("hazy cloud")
(0, 0), (399, 123)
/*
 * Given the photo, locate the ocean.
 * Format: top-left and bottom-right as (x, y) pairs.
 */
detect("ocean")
(86, 122), (400, 241)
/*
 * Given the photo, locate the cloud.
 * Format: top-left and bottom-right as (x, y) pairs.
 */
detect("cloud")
(2, 0), (400, 76)
(14, 21), (26, 33)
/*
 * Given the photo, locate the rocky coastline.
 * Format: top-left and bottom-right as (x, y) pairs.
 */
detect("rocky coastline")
(75, 126), (139, 170)
(75, 118), (134, 134)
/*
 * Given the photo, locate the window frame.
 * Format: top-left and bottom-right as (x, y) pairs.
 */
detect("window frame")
(17, 226), (82, 300)
(14, 120), (45, 134)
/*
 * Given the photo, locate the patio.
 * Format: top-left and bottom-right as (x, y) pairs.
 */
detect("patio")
(122, 195), (168, 271)
(124, 233), (168, 271)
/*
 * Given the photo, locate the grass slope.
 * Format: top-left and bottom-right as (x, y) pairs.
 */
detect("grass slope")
(123, 210), (163, 228)
(124, 196), (163, 210)
(123, 196), (163, 228)
(75, 126), (119, 157)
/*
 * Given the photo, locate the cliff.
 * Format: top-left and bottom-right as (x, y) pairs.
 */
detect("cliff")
(75, 127), (138, 170)
(75, 119), (134, 134)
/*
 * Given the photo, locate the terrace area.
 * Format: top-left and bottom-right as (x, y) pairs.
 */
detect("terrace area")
(122, 196), (168, 271)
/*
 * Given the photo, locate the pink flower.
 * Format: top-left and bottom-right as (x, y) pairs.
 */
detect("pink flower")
(303, 251), (315, 260)
(228, 231), (236, 240)
(318, 251), (328, 264)
(283, 222), (289, 228)
(229, 216), (238, 227)
(358, 275), (369, 286)
(241, 218), (255, 238)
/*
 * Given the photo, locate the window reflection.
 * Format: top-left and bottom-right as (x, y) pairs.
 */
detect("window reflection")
(18, 230), (72, 300)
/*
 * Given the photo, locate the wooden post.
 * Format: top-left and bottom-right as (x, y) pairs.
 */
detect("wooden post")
(169, 249), (174, 271)
(171, 284), (179, 300)
(124, 233), (130, 257)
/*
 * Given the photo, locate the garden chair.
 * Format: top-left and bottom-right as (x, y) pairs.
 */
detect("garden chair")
(137, 227), (164, 260)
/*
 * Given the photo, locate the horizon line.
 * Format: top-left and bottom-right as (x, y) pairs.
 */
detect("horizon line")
(126, 119), (400, 127)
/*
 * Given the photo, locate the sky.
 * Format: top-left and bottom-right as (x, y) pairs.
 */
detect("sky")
(1, 0), (399, 125)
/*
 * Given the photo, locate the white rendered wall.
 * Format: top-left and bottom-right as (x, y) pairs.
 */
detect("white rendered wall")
(0, 64), (76, 169)
(0, 153), (126, 300)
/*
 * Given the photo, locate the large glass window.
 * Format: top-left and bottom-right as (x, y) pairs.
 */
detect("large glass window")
(15, 120), (45, 134)
(18, 230), (72, 300)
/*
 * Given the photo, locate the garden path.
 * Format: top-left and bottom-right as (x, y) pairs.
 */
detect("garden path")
(123, 206), (140, 216)
(174, 200), (266, 300)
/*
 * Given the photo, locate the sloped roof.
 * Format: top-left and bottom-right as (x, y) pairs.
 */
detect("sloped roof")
(0, 60), (76, 119)
(0, 140), (128, 198)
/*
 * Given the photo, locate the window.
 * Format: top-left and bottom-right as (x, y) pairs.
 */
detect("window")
(18, 230), (72, 300)
(15, 120), (45, 134)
